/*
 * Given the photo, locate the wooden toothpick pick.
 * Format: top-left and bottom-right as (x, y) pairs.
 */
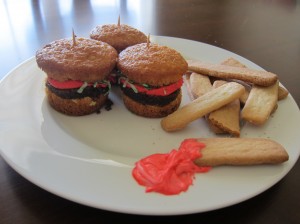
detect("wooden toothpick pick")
(118, 15), (120, 26)
(147, 33), (150, 48)
(72, 28), (77, 46)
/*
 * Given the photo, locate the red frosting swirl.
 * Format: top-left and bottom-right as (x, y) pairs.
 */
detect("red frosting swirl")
(132, 139), (211, 195)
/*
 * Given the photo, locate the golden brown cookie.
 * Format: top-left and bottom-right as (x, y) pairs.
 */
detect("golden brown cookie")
(194, 138), (289, 166)
(161, 82), (245, 132)
(241, 81), (279, 125)
(208, 80), (241, 137)
(220, 57), (247, 68)
(220, 58), (251, 104)
(188, 60), (278, 87)
(188, 72), (213, 99)
(278, 86), (289, 100)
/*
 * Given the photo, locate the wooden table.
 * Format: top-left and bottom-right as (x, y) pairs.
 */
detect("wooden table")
(0, 0), (299, 223)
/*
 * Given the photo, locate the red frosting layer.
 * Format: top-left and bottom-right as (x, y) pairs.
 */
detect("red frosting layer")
(47, 78), (108, 89)
(119, 78), (183, 96)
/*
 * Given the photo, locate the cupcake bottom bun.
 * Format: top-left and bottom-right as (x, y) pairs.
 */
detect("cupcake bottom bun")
(46, 87), (108, 116)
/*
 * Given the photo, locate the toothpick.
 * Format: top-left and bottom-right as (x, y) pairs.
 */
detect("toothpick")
(147, 33), (150, 48)
(72, 28), (77, 46)
(118, 15), (120, 26)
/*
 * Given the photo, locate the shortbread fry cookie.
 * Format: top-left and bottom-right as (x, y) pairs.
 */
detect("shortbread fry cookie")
(207, 58), (246, 135)
(184, 73), (195, 101)
(194, 138), (289, 166)
(225, 79), (250, 104)
(221, 57), (247, 68)
(241, 81), (279, 125)
(221, 58), (251, 104)
(239, 89), (250, 105)
(189, 72), (212, 99)
(188, 60), (278, 86)
(278, 86), (289, 100)
(185, 73), (225, 134)
(208, 99), (240, 136)
(221, 57), (288, 101)
(184, 72), (212, 100)
(161, 82), (245, 132)
(208, 80), (241, 137)
(207, 120), (226, 134)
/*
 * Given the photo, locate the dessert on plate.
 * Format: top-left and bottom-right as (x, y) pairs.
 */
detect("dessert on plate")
(36, 36), (118, 116)
(90, 19), (147, 53)
(117, 42), (188, 118)
(90, 19), (148, 85)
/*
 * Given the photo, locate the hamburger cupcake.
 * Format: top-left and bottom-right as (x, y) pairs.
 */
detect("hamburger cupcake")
(90, 22), (147, 52)
(90, 20), (147, 85)
(36, 37), (118, 116)
(117, 42), (188, 118)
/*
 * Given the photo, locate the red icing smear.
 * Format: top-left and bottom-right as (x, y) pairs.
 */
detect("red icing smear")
(47, 78), (108, 89)
(132, 139), (211, 195)
(119, 78), (183, 96)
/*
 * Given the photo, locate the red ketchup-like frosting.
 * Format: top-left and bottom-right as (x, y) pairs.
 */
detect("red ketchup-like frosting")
(119, 78), (183, 96)
(132, 139), (211, 195)
(47, 78), (108, 89)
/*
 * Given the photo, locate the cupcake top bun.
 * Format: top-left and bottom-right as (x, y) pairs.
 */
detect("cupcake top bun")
(36, 37), (118, 82)
(90, 24), (147, 52)
(117, 43), (188, 86)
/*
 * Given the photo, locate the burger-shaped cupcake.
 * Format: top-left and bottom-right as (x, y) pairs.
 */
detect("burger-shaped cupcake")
(90, 20), (147, 53)
(90, 20), (148, 85)
(117, 42), (188, 118)
(36, 36), (118, 116)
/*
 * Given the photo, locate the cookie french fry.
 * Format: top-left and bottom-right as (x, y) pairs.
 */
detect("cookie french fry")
(220, 58), (251, 104)
(188, 60), (278, 86)
(221, 57), (288, 102)
(189, 72), (212, 99)
(207, 120), (226, 134)
(207, 58), (246, 135)
(208, 80), (241, 137)
(185, 73), (225, 133)
(194, 138), (289, 166)
(278, 86), (289, 100)
(161, 82), (245, 132)
(184, 73), (195, 101)
(221, 57), (247, 68)
(239, 90), (250, 105)
(241, 81), (279, 125)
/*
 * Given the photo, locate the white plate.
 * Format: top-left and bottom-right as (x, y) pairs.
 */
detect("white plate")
(0, 36), (299, 215)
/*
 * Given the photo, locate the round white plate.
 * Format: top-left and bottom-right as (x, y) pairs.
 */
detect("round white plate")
(0, 36), (299, 215)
